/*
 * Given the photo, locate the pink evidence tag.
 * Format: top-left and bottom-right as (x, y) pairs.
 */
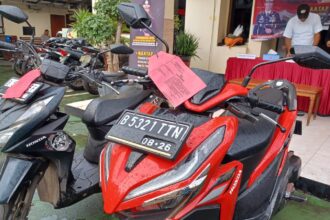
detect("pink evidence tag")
(148, 52), (206, 108)
(3, 69), (41, 99)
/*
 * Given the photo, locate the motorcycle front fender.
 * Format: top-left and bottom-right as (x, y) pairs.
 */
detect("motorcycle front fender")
(0, 156), (47, 204)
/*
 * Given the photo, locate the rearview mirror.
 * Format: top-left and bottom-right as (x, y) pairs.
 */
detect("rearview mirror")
(292, 46), (330, 69)
(117, 3), (151, 29)
(0, 5), (28, 24)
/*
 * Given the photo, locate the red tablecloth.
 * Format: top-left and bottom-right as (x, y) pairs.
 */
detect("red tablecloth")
(225, 57), (330, 116)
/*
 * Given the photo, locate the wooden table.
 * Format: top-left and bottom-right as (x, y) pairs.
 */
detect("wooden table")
(229, 78), (323, 126)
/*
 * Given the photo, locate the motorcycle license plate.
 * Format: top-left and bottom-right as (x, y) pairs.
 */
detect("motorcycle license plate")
(106, 110), (193, 160)
(0, 78), (42, 103)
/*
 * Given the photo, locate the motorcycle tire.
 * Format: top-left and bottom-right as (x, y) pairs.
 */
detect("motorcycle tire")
(83, 80), (99, 95)
(13, 60), (23, 76)
(0, 173), (40, 220)
(67, 78), (84, 91)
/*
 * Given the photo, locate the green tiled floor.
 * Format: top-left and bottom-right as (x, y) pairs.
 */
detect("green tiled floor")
(274, 193), (330, 220)
(1, 64), (330, 219)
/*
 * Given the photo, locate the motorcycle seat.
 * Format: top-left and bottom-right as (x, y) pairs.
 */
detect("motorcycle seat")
(190, 68), (226, 105)
(102, 71), (126, 78)
(82, 89), (151, 127)
(225, 88), (284, 160)
(153, 108), (210, 127)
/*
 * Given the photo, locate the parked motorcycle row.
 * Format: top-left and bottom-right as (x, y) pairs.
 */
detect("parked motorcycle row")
(0, 3), (330, 220)
(3, 17), (132, 96)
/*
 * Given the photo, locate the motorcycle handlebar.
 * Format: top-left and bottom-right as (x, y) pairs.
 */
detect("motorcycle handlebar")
(0, 40), (16, 50)
(62, 48), (83, 59)
(248, 95), (284, 114)
(122, 66), (148, 77)
(257, 100), (284, 114)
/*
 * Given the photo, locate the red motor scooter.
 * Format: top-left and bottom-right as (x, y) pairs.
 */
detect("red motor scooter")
(99, 3), (330, 220)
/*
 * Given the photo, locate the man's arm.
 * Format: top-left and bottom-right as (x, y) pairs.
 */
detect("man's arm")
(326, 26), (330, 47)
(313, 14), (323, 46)
(283, 19), (293, 56)
(313, 32), (321, 46)
(285, 37), (292, 57)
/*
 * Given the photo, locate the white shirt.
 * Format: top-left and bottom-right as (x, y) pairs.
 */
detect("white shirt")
(283, 13), (323, 46)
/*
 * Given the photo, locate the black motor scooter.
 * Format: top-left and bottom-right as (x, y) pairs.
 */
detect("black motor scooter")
(0, 5), (152, 219)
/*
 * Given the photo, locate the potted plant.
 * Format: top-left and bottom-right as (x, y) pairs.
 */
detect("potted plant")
(174, 31), (199, 67)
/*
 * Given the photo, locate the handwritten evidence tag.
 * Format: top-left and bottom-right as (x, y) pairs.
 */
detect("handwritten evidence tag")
(148, 52), (206, 108)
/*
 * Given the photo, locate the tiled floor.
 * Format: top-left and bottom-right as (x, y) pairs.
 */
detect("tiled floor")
(290, 114), (330, 185)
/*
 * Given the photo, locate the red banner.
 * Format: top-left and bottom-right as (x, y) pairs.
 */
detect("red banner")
(252, 0), (330, 40)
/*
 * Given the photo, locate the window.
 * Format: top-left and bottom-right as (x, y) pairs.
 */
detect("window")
(227, 0), (253, 39)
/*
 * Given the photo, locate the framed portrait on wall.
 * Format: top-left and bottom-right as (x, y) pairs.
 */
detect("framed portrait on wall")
(252, 0), (330, 40)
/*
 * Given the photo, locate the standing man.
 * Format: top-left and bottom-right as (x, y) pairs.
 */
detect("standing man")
(253, 0), (282, 36)
(283, 4), (323, 57)
(40, 29), (50, 42)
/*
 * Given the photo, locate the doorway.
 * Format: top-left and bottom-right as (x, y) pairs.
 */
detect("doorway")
(50, 15), (66, 37)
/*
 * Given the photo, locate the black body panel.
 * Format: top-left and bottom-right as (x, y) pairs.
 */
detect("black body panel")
(40, 59), (70, 83)
(110, 44), (134, 55)
(183, 205), (220, 220)
(254, 87), (284, 106)
(234, 152), (283, 220)
(190, 68), (226, 105)
(225, 103), (279, 160)
(82, 90), (151, 127)
(153, 108), (210, 127)
(55, 152), (100, 208)
(249, 79), (296, 111)
(1, 86), (66, 151)
(225, 87), (282, 160)
(0, 156), (47, 204)
(83, 133), (108, 164)
(118, 209), (173, 220)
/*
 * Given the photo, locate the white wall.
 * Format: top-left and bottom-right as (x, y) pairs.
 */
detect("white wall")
(185, 0), (216, 70)
(2, 0), (69, 38)
(185, 0), (276, 73)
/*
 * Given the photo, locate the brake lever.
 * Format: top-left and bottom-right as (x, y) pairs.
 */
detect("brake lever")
(251, 109), (286, 133)
(227, 103), (259, 123)
(102, 81), (120, 95)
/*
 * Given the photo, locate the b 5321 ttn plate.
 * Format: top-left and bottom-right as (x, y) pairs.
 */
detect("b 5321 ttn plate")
(106, 110), (193, 160)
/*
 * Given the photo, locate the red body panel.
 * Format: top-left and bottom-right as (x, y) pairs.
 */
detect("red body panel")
(100, 81), (298, 219)
(247, 109), (297, 187)
(184, 83), (248, 113)
(173, 161), (243, 220)
(100, 112), (239, 214)
(278, 147), (289, 176)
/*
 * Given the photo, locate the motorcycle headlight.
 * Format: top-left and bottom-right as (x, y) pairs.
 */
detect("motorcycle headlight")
(15, 96), (53, 125)
(0, 96), (53, 148)
(125, 126), (225, 201)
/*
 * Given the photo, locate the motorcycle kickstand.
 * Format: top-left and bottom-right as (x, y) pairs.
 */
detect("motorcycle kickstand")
(285, 183), (307, 203)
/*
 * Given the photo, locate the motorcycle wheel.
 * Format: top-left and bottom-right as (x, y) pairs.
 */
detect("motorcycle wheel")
(13, 60), (23, 76)
(67, 78), (84, 91)
(83, 80), (99, 95)
(0, 174), (40, 220)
